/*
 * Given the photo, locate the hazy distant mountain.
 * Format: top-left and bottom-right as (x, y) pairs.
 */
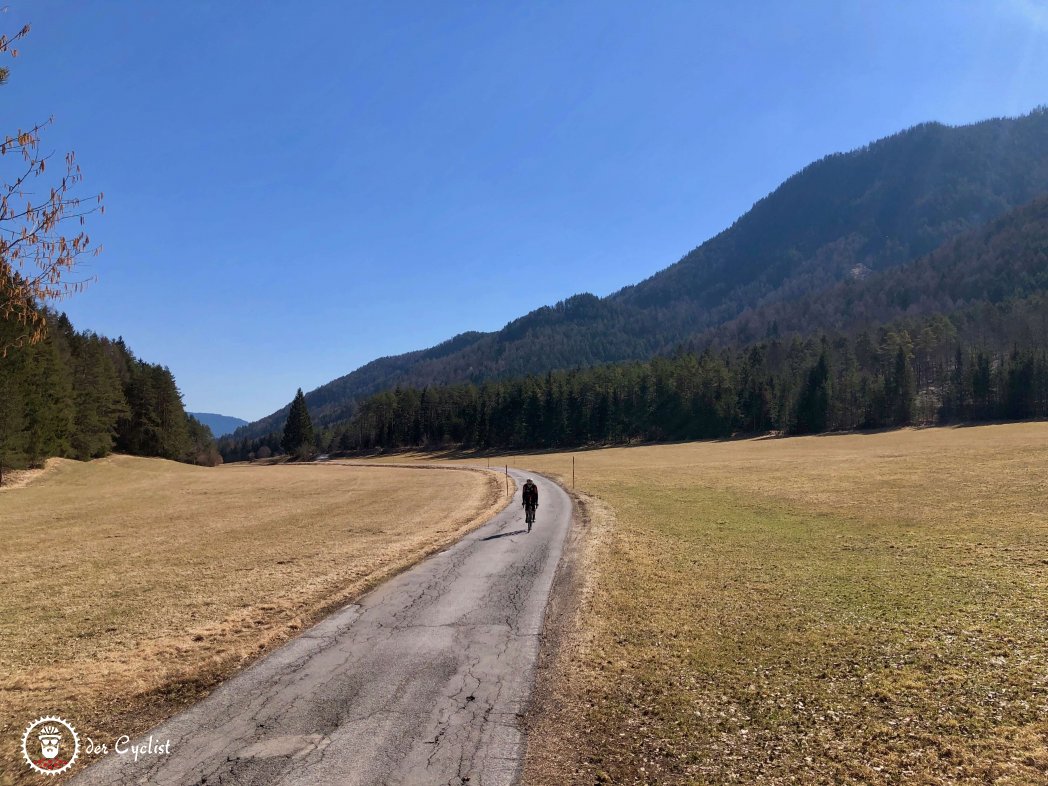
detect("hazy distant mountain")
(231, 108), (1048, 442)
(189, 412), (248, 438)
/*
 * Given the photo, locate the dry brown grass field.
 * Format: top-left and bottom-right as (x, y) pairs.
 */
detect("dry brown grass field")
(0, 455), (508, 784)
(396, 424), (1048, 785)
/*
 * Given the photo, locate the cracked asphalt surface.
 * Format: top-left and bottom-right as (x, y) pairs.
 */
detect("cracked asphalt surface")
(72, 469), (571, 786)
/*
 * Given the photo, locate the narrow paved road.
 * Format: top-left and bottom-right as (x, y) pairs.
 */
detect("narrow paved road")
(73, 468), (571, 786)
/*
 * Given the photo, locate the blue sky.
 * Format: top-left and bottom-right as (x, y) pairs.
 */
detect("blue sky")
(4, 1), (1048, 421)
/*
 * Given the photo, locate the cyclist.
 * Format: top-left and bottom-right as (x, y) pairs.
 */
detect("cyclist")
(522, 479), (539, 532)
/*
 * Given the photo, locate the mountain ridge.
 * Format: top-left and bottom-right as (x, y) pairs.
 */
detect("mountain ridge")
(231, 108), (1048, 443)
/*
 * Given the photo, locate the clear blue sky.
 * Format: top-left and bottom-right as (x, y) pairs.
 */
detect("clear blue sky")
(5, 1), (1048, 421)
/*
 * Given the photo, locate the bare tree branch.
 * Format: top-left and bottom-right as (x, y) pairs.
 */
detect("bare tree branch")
(0, 25), (103, 354)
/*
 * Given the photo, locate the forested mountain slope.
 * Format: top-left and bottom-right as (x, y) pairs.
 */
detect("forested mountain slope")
(220, 193), (1048, 459)
(702, 193), (1048, 346)
(232, 108), (1048, 442)
(619, 110), (1048, 315)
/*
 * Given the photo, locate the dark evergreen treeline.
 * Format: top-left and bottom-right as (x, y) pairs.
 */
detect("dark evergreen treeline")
(219, 296), (1048, 460)
(0, 308), (219, 477)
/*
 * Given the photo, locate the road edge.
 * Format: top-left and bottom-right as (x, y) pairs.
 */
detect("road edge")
(519, 481), (616, 785)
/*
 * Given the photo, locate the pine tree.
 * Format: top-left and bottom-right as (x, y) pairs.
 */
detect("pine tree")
(71, 336), (127, 459)
(1005, 349), (1036, 420)
(941, 347), (967, 421)
(887, 345), (917, 425)
(281, 389), (315, 459)
(338, 429), (353, 452)
(152, 365), (191, 459)
(22, 329), (75, 464)
(795, 350), (832, 434)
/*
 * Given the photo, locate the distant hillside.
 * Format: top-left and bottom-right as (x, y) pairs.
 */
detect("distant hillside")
(221, 193), (1048, 459)
(188, 412), (248, 438)
(232, 108), (1048, 443)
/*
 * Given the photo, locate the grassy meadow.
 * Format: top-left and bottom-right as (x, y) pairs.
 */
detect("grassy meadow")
(470, 425), (1048, 785)
(0, 456), (507, 783)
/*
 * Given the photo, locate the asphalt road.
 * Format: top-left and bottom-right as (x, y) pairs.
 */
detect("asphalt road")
(72, 468), (571, 786)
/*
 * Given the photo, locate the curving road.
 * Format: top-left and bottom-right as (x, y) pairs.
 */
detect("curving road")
(73, 468), (571, 786)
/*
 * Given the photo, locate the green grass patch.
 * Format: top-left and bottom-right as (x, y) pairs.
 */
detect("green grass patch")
(563, 477), (1047, 784)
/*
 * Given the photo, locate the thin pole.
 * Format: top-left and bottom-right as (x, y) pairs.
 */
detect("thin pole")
(572, 455), (575, 489)
(505, 465), (509, 497)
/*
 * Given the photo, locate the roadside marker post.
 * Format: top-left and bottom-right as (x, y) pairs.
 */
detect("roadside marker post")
(505, 465), (509, 497)
(572, 455), (575, 489)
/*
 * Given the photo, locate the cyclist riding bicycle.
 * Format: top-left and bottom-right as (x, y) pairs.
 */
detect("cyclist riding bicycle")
(522, 479), (539, 532)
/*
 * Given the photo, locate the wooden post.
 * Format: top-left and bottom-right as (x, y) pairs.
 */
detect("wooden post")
(505, 465), (509, 497)
(572, 455), (575, 489)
